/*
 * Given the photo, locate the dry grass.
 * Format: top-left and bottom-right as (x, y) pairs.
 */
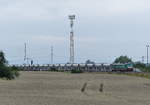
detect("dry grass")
(0, 71), (150, 105)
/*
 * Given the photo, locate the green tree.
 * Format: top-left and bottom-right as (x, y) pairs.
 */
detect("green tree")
(114, 56), (132, 64)
(0, 51), (7, 66)
(0, 51), (20, 80)
(85, 59), (95, 64)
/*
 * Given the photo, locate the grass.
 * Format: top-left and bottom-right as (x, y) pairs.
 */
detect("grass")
(96, 72), (150, 79)
(0, 71), (150, 105)
(124, 73), (150, 79)
(106, 72), (150, 79)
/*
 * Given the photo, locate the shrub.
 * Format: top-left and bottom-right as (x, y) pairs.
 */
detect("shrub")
(50, 67), (58, 72)
(134, 62), (146, 68)
(0, 65), (20, 80)
(11, 65), (20, 71)
(71, 69), (83, 73)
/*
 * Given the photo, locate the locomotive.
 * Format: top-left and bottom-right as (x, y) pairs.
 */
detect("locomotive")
(111, 63), (134, 72)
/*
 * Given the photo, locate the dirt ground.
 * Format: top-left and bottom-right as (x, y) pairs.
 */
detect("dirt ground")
(0, 71), (150, 105)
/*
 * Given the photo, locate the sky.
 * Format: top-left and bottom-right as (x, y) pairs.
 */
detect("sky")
(0, 0), (150, 65)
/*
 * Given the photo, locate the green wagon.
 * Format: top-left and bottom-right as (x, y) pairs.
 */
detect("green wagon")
(111, 63), (133, 72)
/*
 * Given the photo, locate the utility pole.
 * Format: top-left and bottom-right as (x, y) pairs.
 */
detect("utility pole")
(69, 15), (75, 64)
(142, 56), (144, 63)
(24, 43), (27, 62)
(146, 45), (149, 68)
(51, 46), (53, 64)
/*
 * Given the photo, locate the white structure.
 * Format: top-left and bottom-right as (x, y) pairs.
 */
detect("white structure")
(51, 46), (53, 64)
(69, 15), (75, 64)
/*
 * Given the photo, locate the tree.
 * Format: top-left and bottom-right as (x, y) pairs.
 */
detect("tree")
(0, 51), (7, 66)
(85, 60), (95, 64)
(114, 56), (132, 64)
(0, 51), (20, 80)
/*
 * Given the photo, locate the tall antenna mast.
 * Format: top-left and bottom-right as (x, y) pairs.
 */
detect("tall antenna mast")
(24, 43), (27, 61)
(69, 15), (75, 64)
(51, 46), (53, 64)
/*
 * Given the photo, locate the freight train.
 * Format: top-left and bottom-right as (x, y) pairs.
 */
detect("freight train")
(15, 63), (134, 72)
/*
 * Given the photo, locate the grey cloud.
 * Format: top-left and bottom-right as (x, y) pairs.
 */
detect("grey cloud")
(0, 0), (150, 64)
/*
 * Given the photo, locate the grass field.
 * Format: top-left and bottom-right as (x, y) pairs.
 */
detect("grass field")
(0, 71), (150, 105)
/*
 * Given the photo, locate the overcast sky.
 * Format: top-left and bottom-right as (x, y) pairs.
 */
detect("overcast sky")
(0, 0), (150, 64)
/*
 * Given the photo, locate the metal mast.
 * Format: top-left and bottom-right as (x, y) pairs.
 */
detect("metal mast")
(24, 43), (27, 62)
(146, 45), (149, 67)
(51, 46), (53, 64)
(142, 56), (144, 63)
(69, 15), (75, 64)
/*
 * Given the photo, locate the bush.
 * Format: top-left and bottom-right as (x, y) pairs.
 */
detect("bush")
(11, 65), (20, 71)
(50, 67), (58, 72)
(71, 69), (83, 73)
(134, 62), (146, 68)
(0, 65), (20, 80)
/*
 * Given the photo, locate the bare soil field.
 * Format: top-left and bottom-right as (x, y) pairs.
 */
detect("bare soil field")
(0, 71), (150, 105)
